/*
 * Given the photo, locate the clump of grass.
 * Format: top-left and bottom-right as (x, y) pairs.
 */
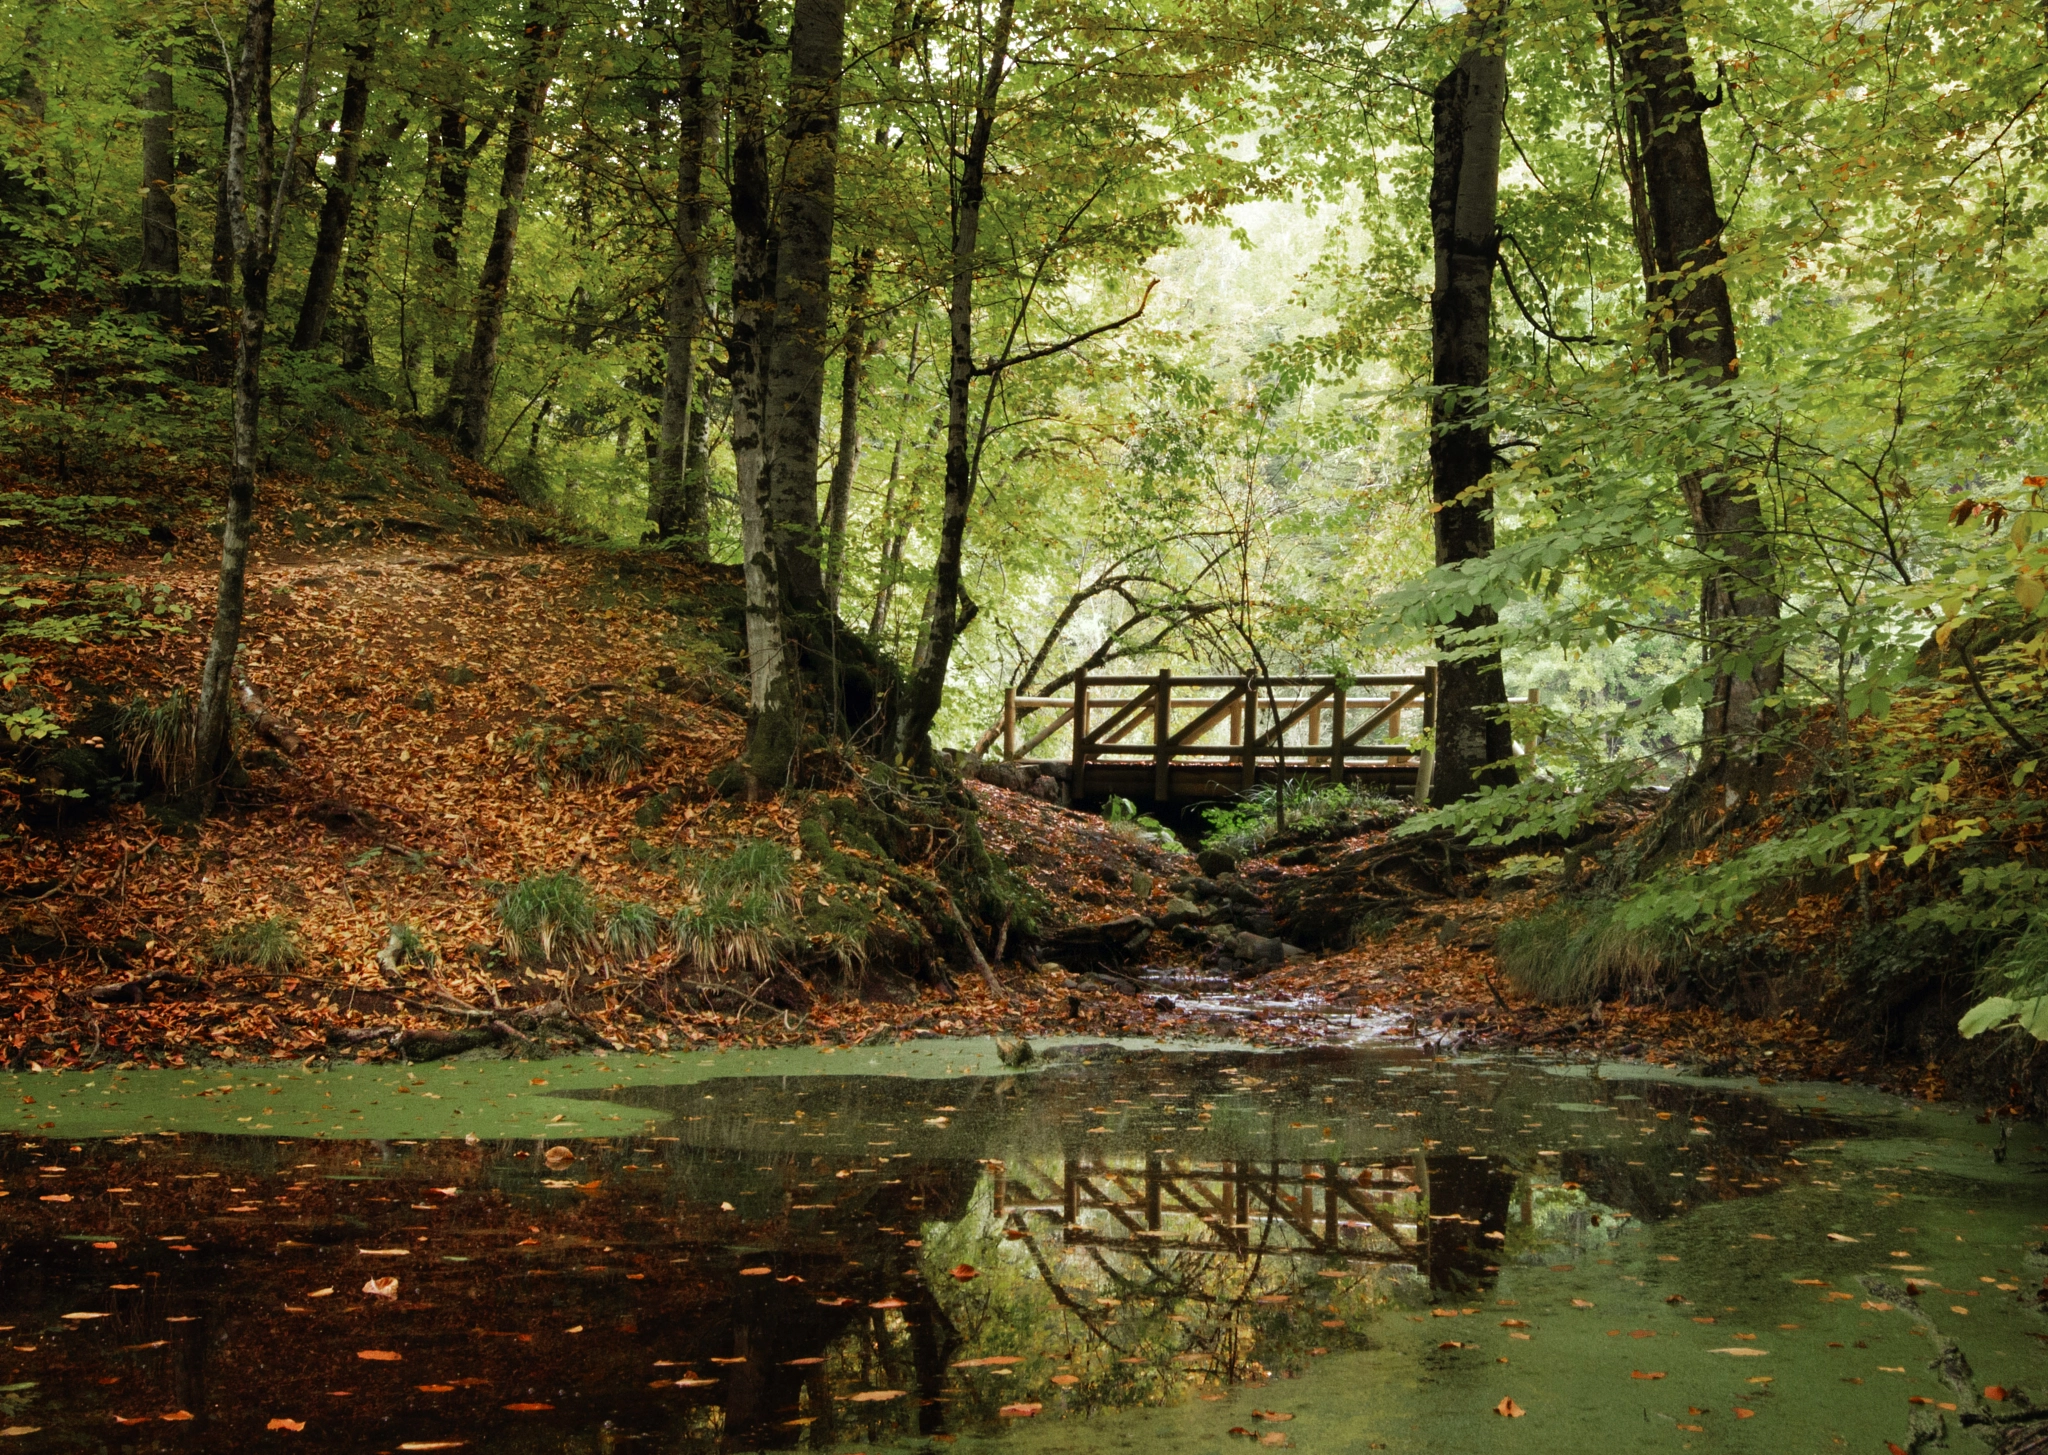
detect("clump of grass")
(565, 718), (647, 784)
(496, 871), (598, 965)
(211, 915), (304, 972)
(1495, 898), (1678, 1004)
(114, 689), (195, 790)
(672, 838), (796, 973)
(603, 900), (665, 961)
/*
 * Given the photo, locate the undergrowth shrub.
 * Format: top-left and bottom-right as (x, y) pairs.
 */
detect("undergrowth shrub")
(496, 871), (598, 965)
(1495, 898), (1679, 1004)
(211, 916), (304, 972)
(513, 718), (648, 790)
(673, 839), (795, 973)
(1202, 781), (1407, 859)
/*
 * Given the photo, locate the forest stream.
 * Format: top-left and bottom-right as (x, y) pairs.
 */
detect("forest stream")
(1, 1043), (2042, 1453)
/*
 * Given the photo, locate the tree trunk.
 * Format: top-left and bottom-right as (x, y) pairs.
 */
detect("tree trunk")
(453, 2), (561, 459)
(892, 0), (1014, 766)
(291, 3), (376, 351)
(1425, 14), (1514, 808)
(649, 11), (717, 555)
(1617, 0), (1781, 774)
(333, 112), (407, 372)
(823, 253), (871, 611)
(761, 0), (846, 615)
(728, 0), (799, 790)
(867, 434), (908, 636)
(191, 0), (276, 807)
(137, 54), (181, 321)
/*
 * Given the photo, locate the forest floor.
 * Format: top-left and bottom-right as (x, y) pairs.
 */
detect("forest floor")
(0, 411), (1950, 1097)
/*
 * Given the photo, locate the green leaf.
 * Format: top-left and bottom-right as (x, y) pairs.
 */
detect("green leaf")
(1958, 996), (2048, 1041)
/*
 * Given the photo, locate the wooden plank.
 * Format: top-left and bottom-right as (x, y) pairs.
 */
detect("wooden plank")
(1250, 682), (1334, 748)
(1003, 687), (1017, 761)
(1340, 683), (1424, 750)
(1240, 675), (1257, 790)
(1070, 676), (1089, 799)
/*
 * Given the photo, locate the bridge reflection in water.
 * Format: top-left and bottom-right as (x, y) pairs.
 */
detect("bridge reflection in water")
(991, 1151), (1519, 1295)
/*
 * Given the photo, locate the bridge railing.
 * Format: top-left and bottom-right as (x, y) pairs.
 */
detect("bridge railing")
(975, 668), (1538, 800)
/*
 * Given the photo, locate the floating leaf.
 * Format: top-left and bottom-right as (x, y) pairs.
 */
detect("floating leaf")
(60, 1312), (107, 1321)
(868, 1298), (906, 1310)
(357, 1350), (401, 1362)
(998, 1403), (1043, 1417)
(1825, 1233), (1858, 1244)
(738, 1266), (771, 1276)
(503, 1402), (554, 1412)
(1709, 1348), (1769, 1357)
(1630, 1371), (1666, 1381)
(953, 1357), (1024, 1368)
(362, 1277), (399, 1299)
(398, 1443), (468, 1450)
(266, 1418), (305, 1432)
(543, 1147), (574, 1169)
(950, 1264), (979, 1281)
(848, 1390), (904, 1403)
(1495, 1397), (1525, 1418)
(160, 1411), (194, 1422)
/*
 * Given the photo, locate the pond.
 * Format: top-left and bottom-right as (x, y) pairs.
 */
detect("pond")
(1, 1041), (2042, 1452)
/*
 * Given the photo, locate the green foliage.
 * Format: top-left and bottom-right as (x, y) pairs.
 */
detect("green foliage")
(495, 871), (598, 966)
(1495, 899), (1680, 1006)
(1101, 795), (1174, 849)
(210, 916), (305, 973)
(672, 838), (796, 974)
(1201, 781), (1406, 859)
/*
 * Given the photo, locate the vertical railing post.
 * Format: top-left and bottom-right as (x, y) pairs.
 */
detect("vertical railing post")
(1330, 679), (1347, 785)
(1070, 674), (1090, 800)
(1002, 686), (1018, 761)
(1152, 668), (1171, 803)
(1240, 674), (1258, 791)
(1413, 665), (1438, 805)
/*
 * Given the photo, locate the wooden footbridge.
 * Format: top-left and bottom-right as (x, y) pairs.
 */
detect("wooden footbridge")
(976, 668), (1537, 808)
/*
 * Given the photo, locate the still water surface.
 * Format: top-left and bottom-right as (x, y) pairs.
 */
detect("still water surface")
(1, 1041), (2041, 1452)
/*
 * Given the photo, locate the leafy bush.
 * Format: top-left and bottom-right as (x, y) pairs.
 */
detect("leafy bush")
(672, 838), (796, 973)
(1202, 780), (1406, 859)
(1495, 898), (1679, 1005)
(496, 871), (598, 965)
(211, 916), (304, 972)
(1102, 795), (1175, 848)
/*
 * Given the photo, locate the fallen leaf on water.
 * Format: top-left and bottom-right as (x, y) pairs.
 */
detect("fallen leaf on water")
(1258, 1435), (1290, 1447)
(1495, 1397), (1525, 1418)
(848, 1391), (904, 1403)
(1631, 1371), (1666, 1381)
(710, 1357), (747, 1365)
(784, 1357), (824, 1367)
(672, 1378), (718, 1388)
(115, 1416), (152, 1425)
(417, 1385), (455, 1394)
(1735, 1408), (1755, 1419)
(362, 1278), (399, 1299)
(308, 1288), (334, 1299)
(160, 1411), (194, 1422)
(1570, 1299), (1594, 1309)
(0, 1429), (41, 1438)
(1825, 1233), (1858, 1243)
(1710, 1348), (1769, 1357)
(869, 1298), (906, 1310)
(775, 1275), (804, 1284)
(1051, 1374), (1080, 1386)
(503, 1402), (553, 1412)
(1986, 1386), (2009, 1402)
(543, 1148), (574, 1169)
(1228, 1428), (1254, 1438)
(952, 1357), (1024, 1368)
(950, 1264), (979, 1281)
(39, 1194), (71, 1203)
(356, 1351), (401, 1362)
(124, 1341), (168, 1350)
(1438, 1341), (1465, 1350)
(1677, 1424), (1702, 1433)
(266, 1418), (305, 1432)
(93, 1242), (117, 1250)
(998, 1403), (1043, 1417)
(357, 1249), (410, 1258)
(1252, 1411), (1295, 1421)
(565, 1326), (583, 1335)
(61, 1312), (108, 1321)
(738, 1267), (771, 1276)
(397, 1443), (467, 1450)
(431, 1188), (458, 1197)
(1499, 1319), (1527, 1328)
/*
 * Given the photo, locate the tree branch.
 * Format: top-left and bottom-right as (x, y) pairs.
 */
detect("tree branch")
(973, 278), (1158, 378)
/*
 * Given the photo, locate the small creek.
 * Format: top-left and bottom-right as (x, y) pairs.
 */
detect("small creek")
(1, 1042), (2042, 1452)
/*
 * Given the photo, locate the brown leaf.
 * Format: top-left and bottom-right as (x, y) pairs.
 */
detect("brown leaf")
(266, 1418), (306, 1432)
(1495, 1397), (1525, 1418)
(356, 1350), (401, 1362)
